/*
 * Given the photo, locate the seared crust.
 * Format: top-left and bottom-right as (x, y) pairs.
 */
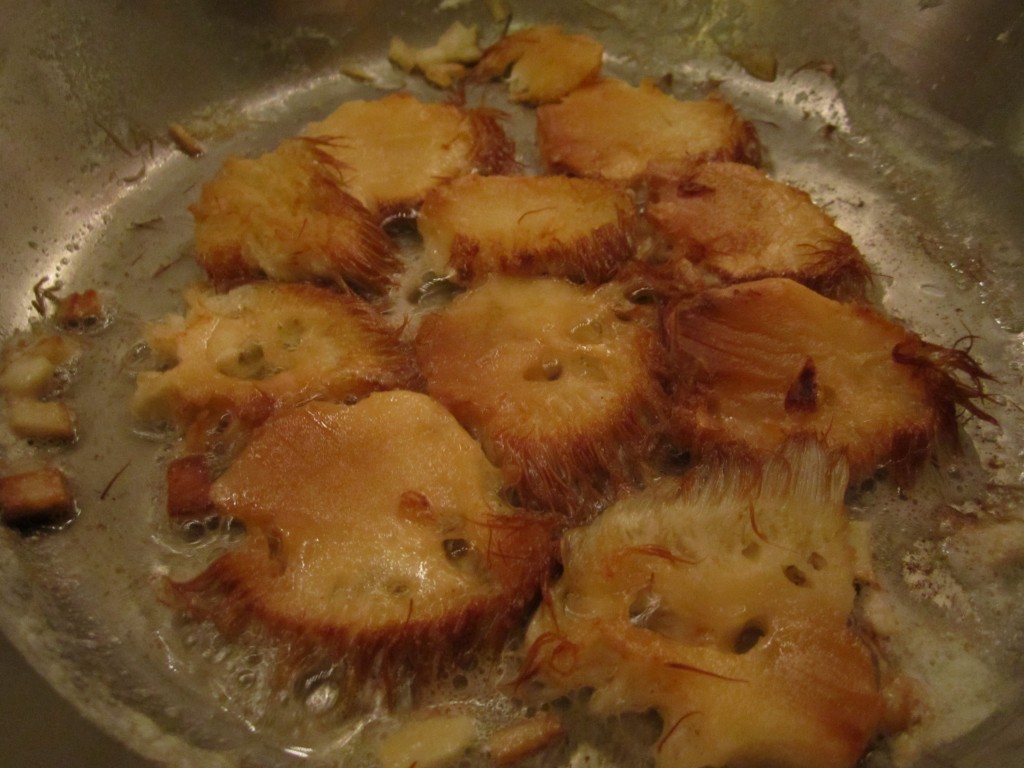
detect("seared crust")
(537, 78), (759, 184)
(132, 282), (418, 437)
(646, 161), (870, 298)
(520, 441), (885, 768)
(418, 174), (640, 284)
(664, 278), (986, 482)
(415, 276), (666, 521)
(191, 139), (398, 295)
(172, 392), (556, 689)
(474, 25), (604, 104)
(302, 93), (516, 219)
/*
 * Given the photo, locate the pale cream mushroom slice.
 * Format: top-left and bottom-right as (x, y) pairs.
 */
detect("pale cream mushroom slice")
(417, 174), (640, 285)
(302, 93), (516, 219)
(172, 391), (556, 690)
(191, 139), (397, 295)
(537, 78), (759, 185)
(520, 440), (901, 768)
(416, 276), (666, 522)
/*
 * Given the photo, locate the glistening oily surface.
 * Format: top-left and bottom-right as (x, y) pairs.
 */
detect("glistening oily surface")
(0, 8), (1023, 768)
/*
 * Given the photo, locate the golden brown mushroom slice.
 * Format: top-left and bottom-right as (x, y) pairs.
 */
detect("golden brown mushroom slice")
(417, 174), (640, 285)
(132, 282), (418, 445)
(646, 161), (870, 298)
(172, 391), (556, 689)
(302, 93), (516, 220)
(474, 25), (604, 104)
(191, 139), (397, 295)
(537, 78), (759, 185)
(520, 440), (895, 768)
(665, 278), (990, 483)
(415, 276), (666, 521)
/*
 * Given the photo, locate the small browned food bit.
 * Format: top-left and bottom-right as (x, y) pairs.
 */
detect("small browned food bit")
(664, 278), (990, 483)
(645, 161), (870, 298)
(0, 334), (79, 399)
(54, 289), (106, 330)
(302, 93), (516, 220)
(520, 441), (900, 768)
(172, 391), (556, 692)
(166, 455), (216, 520)
(537, 78), (759, 185)
(389, 21), (483, 88)
(1, 332), (81, 443)
(191, 140), (398, 295)
(5, 399), (76, 442)
(132, 282), (419, 441)
(418, 174), (640, 285)
(416, 276), (666, 521)
(474, 25), (604, 104)
(485, 712), (564, 765)
(0, 467), (75, 529)
(168, 122), (205, 158)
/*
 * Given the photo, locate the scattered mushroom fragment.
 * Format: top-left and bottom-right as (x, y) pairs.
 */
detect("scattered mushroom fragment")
(0, 467), (75, 530)
(474, 25), (604, 104)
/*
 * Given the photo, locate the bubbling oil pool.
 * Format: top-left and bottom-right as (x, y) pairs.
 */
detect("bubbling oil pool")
(106, 44), (1024, 768)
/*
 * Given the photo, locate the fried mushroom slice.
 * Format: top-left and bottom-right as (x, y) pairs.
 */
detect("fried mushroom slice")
(302, 93), (516, 220)
(665, 278), (989, 483)
(418, 175), (640, 285)
(474, 25), (604, 104)
(191, 139), (397, 295)
(132, 282), (418, 442)
(646, 161), (870, 298)
(172, 391), (556, 690)
(537, 78), (759, 185)
(520, 440), (891, 768)
(415, 276), (666, 521)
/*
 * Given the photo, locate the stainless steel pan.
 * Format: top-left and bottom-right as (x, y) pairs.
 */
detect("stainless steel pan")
(1, 0), (1022, 765)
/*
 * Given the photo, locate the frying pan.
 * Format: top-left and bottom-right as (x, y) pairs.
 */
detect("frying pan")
(1, 0), (1023, 765)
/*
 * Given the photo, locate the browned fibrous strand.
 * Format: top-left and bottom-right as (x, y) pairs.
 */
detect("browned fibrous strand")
(416, 277), (668, 522)
(190, 139), (399, 296)
(663, 278), (990, 484)
(892, 335), (996, 425)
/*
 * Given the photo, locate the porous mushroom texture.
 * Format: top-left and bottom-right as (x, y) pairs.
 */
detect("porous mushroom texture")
(415, 276), (666, 521)
(645, 161), (870, 298)
(474, 25), (604, 104)
(417, 174), (640, 284)
(132, 282), (418, 439)
(520, 440), (890, 768)
(537, 78), (759, 184)
(190, 139), (397, 295)
(172, 391), (556, 686)
(301, 93), (516, 219)
(665, 278), (988, 483)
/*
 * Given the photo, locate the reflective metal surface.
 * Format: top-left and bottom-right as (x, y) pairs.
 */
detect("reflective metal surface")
(1, 1), (1022, 765)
